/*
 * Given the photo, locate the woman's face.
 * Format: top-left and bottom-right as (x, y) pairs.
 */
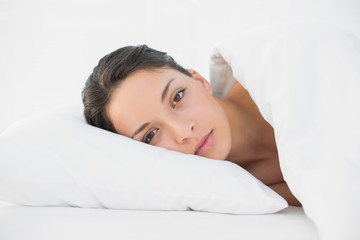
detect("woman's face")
(106, 68), (232, 160)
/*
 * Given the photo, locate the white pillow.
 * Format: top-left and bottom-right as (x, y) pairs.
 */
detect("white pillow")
(0, 105), (287, 214)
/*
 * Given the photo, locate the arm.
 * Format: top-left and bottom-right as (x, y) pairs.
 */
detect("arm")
(269, 181), (302, 207)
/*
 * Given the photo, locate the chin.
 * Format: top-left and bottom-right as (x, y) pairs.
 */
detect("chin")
(206, 151), (228, 161)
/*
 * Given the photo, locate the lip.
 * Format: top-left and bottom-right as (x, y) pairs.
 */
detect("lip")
(194, 130), (214, 156)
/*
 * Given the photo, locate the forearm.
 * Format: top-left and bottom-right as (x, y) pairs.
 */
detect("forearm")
(269, 182), (302, 206)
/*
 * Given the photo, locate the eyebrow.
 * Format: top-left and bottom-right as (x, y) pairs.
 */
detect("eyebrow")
(132, 78), (175, 139)
(161, 78), (175, 103)
(131, 122), (150, 139)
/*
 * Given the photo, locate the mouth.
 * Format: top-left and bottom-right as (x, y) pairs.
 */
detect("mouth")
(194, 130), (214, 156)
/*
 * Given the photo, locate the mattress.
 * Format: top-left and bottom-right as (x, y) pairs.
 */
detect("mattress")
(0, 202), (319, 240)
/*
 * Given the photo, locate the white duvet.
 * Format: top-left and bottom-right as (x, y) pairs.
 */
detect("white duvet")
(210, 24), (360, 240)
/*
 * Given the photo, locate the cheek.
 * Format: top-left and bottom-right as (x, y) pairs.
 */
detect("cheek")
(156, 135), (193, 154)
(195, 99), (222, 125)
(194, 97), (231, 160)
(186, 91), (217, 117)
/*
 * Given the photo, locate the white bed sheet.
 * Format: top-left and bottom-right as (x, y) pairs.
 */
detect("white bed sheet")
(0, 202), (319, 240)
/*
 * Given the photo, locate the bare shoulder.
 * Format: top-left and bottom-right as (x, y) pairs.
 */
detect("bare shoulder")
(224, 82), (246, 100)
(224, 81), (259, 113)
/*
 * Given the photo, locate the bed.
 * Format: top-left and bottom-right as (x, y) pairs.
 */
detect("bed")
(0, 201), (319, 240)
(1, 24), (359, 240)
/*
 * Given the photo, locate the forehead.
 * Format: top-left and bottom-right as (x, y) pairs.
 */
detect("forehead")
(106, 68), (186, 134)
(112, 68), (184, 102)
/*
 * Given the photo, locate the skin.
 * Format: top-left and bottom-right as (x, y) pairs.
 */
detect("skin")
(107, 67), (301, 206)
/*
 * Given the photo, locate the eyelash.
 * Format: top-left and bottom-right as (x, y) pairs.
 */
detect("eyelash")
(172, 88), (186, 108)
(142, 88), (186, 144)
(142, 128), (159, 144)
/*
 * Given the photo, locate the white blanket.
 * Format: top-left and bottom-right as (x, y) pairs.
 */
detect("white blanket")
(210, 24), (360, 240)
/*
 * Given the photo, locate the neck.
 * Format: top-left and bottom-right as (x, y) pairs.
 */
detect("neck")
(216, 92), (277, 165)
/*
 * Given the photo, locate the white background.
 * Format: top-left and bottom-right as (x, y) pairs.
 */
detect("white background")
(1, 0), (359, 132)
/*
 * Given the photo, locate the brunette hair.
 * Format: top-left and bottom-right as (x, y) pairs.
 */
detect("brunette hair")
(82, 44), (191, 132)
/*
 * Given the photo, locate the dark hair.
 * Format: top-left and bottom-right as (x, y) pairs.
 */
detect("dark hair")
(82, 44), (191, 132)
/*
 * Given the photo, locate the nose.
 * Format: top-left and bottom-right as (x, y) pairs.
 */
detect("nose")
(167, 118), (195, 144)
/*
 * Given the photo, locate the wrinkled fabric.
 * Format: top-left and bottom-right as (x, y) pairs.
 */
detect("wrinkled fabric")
(210, 24), (360, 240)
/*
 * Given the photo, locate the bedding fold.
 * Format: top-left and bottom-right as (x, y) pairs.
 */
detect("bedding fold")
(210, 23), (360, 240)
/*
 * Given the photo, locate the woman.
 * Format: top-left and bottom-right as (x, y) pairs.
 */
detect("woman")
(82, 45), (301, 206)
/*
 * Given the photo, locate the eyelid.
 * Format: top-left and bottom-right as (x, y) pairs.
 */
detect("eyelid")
(172, 88), (186, 108)
(142, 128), (158, 144)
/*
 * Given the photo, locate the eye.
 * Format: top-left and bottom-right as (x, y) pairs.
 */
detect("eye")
(142, 128), (158, 144)
(172, 88), (185, 108)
